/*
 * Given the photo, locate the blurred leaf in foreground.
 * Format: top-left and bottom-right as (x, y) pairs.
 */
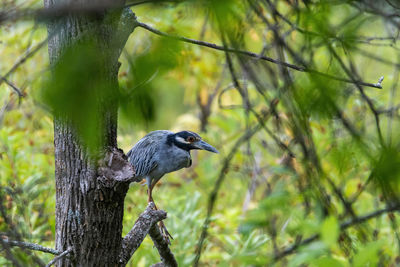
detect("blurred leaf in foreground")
(41, 39), (116, 152)
(119, 37), (182, 127)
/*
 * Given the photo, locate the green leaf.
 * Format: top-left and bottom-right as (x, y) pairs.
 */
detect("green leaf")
(320, 216), (339, 247)
(310, 256), (347, 267)
(353, 241), (383, 267)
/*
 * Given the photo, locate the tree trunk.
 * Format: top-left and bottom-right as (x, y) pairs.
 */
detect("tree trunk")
(44, 1), (136, 265)
(53, 123), (128, 266)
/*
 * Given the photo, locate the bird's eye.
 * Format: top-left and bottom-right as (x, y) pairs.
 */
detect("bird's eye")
(187, 136), (195, 142)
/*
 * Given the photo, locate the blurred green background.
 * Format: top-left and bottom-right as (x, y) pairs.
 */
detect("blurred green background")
(2, 0), (400, 266)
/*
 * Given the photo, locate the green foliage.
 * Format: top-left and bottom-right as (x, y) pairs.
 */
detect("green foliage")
(295, 74), (343, 119)
(41, 39), (116, 152)
(119, 37), (182, 126)
(352, 240), (384, 267)
(2, 0), (400, 266)
(0, 107), (55, 265)
(372, 145), (400, 199)
(320, 216), (339, 247)
(204, 0), (245, 34)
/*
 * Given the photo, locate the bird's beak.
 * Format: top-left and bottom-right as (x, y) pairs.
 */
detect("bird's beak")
(194, 140), (219, 153)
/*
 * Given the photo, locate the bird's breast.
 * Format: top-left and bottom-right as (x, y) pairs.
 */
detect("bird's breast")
(155, 148), (191, 174)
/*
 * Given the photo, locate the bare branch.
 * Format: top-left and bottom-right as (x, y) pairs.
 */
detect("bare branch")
(136, 21), (383, 89)
(119, 202), (167, 266)
(45, 247), (72, 267)
(148, 224), (178, 267)
(0, 76), (24, 98)
(125, 0), (181, 8)
(1, 239), (60, 255)
(0, 3), (385, 90)
(1, 6), (136, 90)
(0, 37), (48, 88)
(274, 203), (400, 261)
(136, 21), (305, 71)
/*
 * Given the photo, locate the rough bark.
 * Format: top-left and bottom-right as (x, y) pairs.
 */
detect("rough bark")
(44, 1), (137, 266)
(148, 225), (178, 267)
(119, 203), (167, 266)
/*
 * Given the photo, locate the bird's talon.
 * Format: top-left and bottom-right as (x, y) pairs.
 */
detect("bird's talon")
(160, 229), (171, 245)
(159, 221), (173, 245)
(163, 234), (171, 245)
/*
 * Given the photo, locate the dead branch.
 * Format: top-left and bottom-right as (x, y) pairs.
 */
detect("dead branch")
(119, 202), (167, 266)
(148, 224), (178, 267)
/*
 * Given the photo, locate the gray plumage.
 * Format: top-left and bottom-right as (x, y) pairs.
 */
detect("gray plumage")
(127, 130), (189, 188)
(127, 130), (218, 241)
(127, 130), (218, 189)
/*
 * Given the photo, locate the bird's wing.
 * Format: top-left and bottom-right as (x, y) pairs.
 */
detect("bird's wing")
(127, 131), (172, 178)
(128, 138), (158, 178)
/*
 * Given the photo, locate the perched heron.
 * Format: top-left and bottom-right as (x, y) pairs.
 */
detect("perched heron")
(127, 130), (218, 241)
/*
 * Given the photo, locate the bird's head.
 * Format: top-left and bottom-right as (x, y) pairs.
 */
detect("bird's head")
(168, 131), (219, 153)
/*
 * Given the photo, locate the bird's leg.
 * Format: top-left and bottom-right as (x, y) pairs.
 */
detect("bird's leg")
(147, 187), (154, 204)
(147, 184), (173, 244)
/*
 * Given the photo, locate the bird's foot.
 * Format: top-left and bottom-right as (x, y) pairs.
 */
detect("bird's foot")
(147, 201), (173, 244)
(159, 220), (173, 245)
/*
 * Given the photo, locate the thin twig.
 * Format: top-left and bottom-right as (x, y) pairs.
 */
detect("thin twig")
(1, 239), (60, 255)
(328, 45), (384, 145)
(45, 247), (72, 267)
(0, 76), (24, 97)
(126, 0), (180, 8)
(0, 4), (385, 90)
(136, 21), (383, 89)
(0, 38), (48, 88)
(274, 203), (400, 261)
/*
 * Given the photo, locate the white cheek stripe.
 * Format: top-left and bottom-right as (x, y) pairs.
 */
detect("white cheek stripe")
(176, 136), (190, 144)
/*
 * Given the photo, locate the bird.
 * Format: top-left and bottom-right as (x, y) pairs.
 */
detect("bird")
(127, 130), (219, 242)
